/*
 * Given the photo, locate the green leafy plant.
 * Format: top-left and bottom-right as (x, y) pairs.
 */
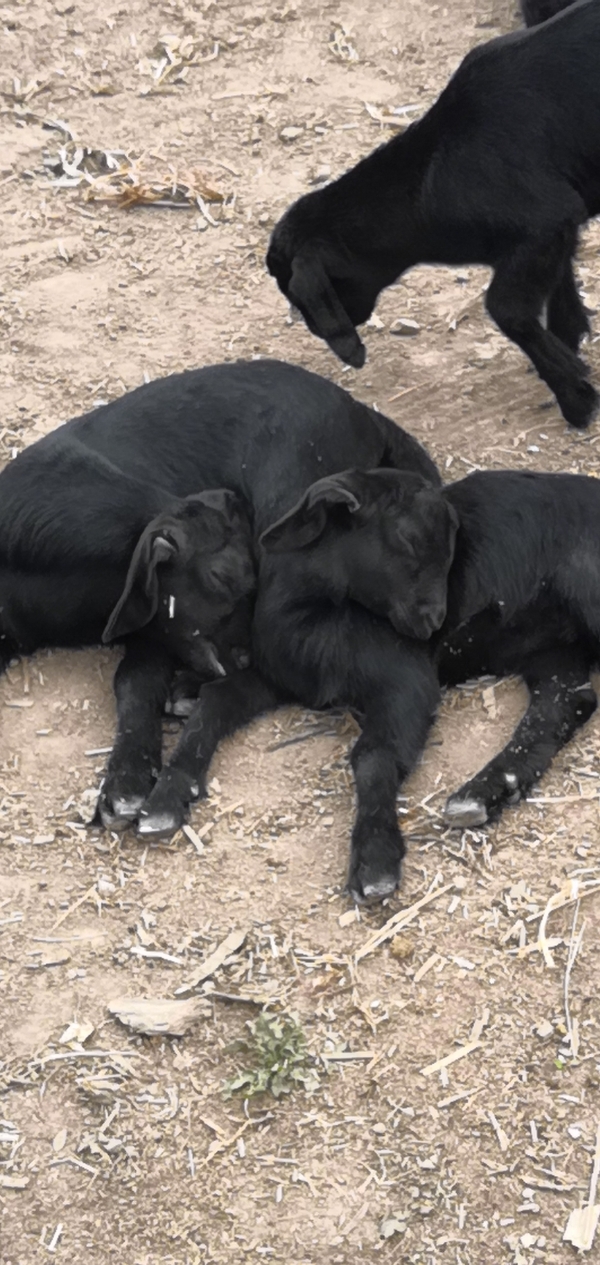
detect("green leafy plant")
(223, 1012), (320, 1099)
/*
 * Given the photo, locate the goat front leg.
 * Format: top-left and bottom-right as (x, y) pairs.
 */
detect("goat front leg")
(444, 649), (597, 829)
(95, 638), (175, 830)
(347, 642), (440, 903)
(486, 230), (598, 429)
(137, 669), (282, 837)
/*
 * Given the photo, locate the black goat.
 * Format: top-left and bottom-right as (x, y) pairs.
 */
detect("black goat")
(0, 360), (438, 860)
(139, 466), (600, 900)
(134, 468), (453, 903)
(521, 0), (575, 25)
(267, 0), (600, 429)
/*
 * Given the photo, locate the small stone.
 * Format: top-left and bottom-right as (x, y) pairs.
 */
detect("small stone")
(567, 1125), (582, 1139)
(389, 318), (420, 336)
(380, 1218), (406, 1239)
(390, 933), (415, 961)
(279, 126), (304, 142)
(535, 1019), (554, 1039)
(309, 166), (331, 185)
(521, 1234), (537, 1249)
(366, 314), (385, 331)
(372, 1123), (386, 1135)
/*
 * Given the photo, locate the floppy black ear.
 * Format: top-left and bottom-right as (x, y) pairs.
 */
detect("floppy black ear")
(188, 488), (243, 520)
(260, 476), (361, 553)
(288, 248), (366, 369)
(102, 530), (178, 643)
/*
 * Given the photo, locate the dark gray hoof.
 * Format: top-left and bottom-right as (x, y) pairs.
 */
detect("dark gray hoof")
(98, 795), (144, 831)
(137, 811), (182, 839)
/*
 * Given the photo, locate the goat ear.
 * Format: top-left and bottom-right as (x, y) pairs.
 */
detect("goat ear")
(102, 531), (178, 643)
(188, 488), (242, 520)
(260, 477), (361, 553)
(288, 249), (366, 369)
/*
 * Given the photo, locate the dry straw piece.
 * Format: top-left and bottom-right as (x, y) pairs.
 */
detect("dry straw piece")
(43, 141), (225, 211)
(355, 880), (454, 963)
(175, 929), (246, 995)
(563, 1123), (600, 1251)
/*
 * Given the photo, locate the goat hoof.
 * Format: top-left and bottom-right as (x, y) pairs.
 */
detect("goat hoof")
(443, 795), (488, 828)
(360, 875), (398, 903)
(137, 810), (182, 839)
(98, 795), (143, 831)
(563, 382), (599, 430)
(348, 869), (399, 905)
(169, 697), (196, 718)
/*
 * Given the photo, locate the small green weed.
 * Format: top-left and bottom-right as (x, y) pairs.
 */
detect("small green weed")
(223, 1012), (320, 1099)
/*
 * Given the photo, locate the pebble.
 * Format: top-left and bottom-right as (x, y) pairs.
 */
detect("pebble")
(390, 318), (420, 336)
(279, 126), (304, 142)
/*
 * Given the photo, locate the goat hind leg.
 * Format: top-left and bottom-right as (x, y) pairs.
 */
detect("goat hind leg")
(486, 233), (598, 429)
(444, 650), (596, 829)
(547, 258), (590, 353)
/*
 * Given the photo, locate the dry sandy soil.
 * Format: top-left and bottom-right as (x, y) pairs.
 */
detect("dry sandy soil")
(2, 0), (600, 1262)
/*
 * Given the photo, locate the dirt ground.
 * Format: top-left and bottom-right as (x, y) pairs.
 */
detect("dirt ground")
(2, 0), (600, 1262)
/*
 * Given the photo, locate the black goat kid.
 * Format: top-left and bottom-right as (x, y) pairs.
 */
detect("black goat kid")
(0, 360), (438, 866)
(135, 469), (455, 903)
(267, 0), (600, 429)
(140, 468), (600, 901)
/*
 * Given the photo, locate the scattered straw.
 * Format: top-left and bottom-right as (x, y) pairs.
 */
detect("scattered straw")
(535, 880), (600, 968)
(175, 930), (246, 995)
(420, 1039), (482, 1078)
(564, 901), (585, 1058)
(564, 1123), (600, 1251)
(355, 881), (454, 963)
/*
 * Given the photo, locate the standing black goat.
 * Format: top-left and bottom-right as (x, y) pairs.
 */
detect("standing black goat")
(0, 360), (439, 874)
(140, 467), (600, 900)
(267, 0), (600, 429)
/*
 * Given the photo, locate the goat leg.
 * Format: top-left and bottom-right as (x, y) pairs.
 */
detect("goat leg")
(347, 643), (439, 904)
(137, 669), (282, 837)
(486, 229), (598, 429)
(547, 257), (590, 352)
(444, 651), (596, 829)
(96, 638), (176, 830)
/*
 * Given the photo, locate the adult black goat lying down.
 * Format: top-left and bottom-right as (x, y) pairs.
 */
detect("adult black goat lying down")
(141, 467), (600, 901)
(0, 359), (439, 891)
(267, 0), (600, 430)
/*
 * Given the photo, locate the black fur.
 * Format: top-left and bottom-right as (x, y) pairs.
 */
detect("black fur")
(141, 467), (600, 901)
(136, 469), (454, 903)
(521, 0), (575, 26)
(267, 0), (600, 428)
